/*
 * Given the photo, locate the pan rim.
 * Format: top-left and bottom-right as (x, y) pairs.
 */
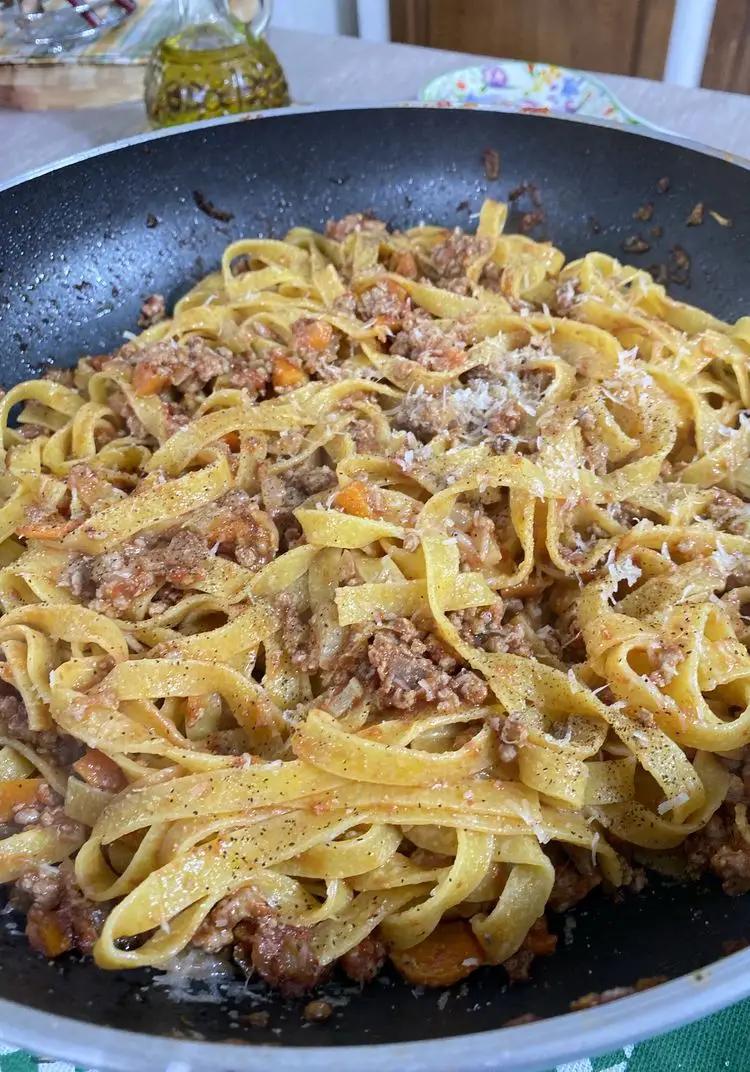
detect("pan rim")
(0, 102), (748, 198)
(0, 946), (747, 1071)
(1, 102), (749, 1069)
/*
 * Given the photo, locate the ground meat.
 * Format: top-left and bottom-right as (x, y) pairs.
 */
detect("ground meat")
(137, 293), (166, 329)
(63, 492), (276, 614)
(451, 604), (535, 658)
(340, 934), (386, 983)
(244, 916), (327, 998)
(13, 861), (109, 958)
(646, 640), (684, 687)
(11, 782), (85, 841)
(430, 230), (489, 294)
(110, 336), (272, 404)
(325, 213), (387, 242)
(258, 460), (337, 521)
(390, 309), (469, 372)
(192, 490), (279, 571)
(356, 280), (410, 330)
(548, 858), (602, 912)
(275, 594), (369, 680)
(192, 885), (268, 953)
(43, 368), (76, 387)
(449, 603), (511, 652)
(367, 616), (487, 712)
(706, 489), (750, 536)
(488, 711), (529, 764)
(503, 917), (557, 982)
(193, 884), (327, 996)
(290, 318), (340, 379)
(62, 528), (209, 616)
(0, 694), (81, 768)
(685, 809), (750, 895)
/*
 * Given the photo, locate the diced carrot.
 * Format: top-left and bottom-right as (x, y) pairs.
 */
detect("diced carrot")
(272, 355), (307, 390)
(297, 319), (333, 352)
(132, 361), (171, 397)
(222, 431), (242, 451)
(0, 777), (44, 821)
(73, 749), (127, 792)
(335, 480), (373, 519)
(16, 516), (79, 541)
(392, 251), (418, 278)
(27, 907), (72, 958)
(389, 921), (484, 988)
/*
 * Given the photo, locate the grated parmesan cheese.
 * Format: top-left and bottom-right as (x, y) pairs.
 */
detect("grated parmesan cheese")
(605, 548), (642, 590)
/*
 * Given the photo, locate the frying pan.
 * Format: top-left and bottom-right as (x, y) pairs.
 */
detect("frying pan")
(0, 105), (749, 1072)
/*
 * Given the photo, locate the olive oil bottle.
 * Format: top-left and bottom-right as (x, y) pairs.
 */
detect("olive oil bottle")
(145, 0), (289, 128)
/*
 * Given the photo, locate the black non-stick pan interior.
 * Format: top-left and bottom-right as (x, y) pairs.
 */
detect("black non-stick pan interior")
(0, 107), (748, 1044)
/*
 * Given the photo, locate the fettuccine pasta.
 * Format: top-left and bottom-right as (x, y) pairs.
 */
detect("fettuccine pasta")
(0, 201), (749, 998)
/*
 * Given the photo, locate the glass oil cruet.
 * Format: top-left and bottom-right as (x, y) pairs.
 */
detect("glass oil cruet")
(145, 0), (289, 128)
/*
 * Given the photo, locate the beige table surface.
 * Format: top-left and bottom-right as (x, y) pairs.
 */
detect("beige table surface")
(0, 26), (749, 186)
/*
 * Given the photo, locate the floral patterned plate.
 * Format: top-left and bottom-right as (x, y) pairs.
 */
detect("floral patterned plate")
(420, 60), (669, 132)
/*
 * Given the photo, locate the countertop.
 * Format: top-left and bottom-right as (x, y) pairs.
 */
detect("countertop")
(1, 26), (750, 186)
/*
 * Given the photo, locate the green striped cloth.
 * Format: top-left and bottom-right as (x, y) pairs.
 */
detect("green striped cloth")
(0, 997), (746, 1072)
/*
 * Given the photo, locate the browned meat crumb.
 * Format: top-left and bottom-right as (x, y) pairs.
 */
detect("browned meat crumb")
(508, 182), (542, 207)
(430, 230), (489, 294)
(390, 310), (469, 372)
(518, 210), (545, 235)
(668, 245), (691, 286)
(340, 935), (386, 983)
(0, 694), (81, 768)
(110, 336), (272, 403)
(193, 190), (234, 222)
(61, 529), (208, 616)
(686, 202), (705, 226)
(504, 917), (557, 982)
(303, 999), (333, 1023)
(193, 885), (268, 953)
(357, 279), (410, 329)
(137, 293), (166, 329)
(633, 202), (654, 222)
(11, 782), (84, 841)
(482, 148), (501, 181)
(325, 212), (386, 242)
(705, 489), (750, 536)
(13, 861), (109, 957)
(685, 810), (750, 894)
(646, 640), (684, 687)
(487, 712), (529, 764)
(244, 916), (327, 998)
(367, 616), (487, 712)
(622, 235), (650, 254)
(548, 859), (602, 912)
(290, 317), (340, 379)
